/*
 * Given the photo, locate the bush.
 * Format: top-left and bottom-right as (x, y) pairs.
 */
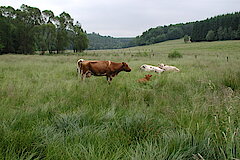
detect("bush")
(168, 50), (183, 58)
(184, 35), (190, 43)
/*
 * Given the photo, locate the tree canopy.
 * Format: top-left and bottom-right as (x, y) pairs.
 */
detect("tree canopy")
(191, 12), (240, 42)
(0, 4), (88, 54)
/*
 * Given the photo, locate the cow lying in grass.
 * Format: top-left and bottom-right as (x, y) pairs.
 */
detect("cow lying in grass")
(140, 64), (165, 73)
(158, 63), (180, 72)
(137, 74), (152, 83)
(77, 59), (131, 84)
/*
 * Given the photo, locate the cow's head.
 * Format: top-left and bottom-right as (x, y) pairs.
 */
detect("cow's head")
(145, 74), (152, 78)
(140, 65), (146, 69)
(158, 63), (165, 68)
(122, 62), (131, 72)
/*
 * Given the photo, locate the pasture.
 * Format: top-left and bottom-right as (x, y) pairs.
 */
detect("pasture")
(0, 39), (240, 159)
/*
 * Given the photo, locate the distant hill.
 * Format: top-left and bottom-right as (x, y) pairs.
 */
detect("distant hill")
(87, 33), (134, 50)
(133, 12), (240, 46)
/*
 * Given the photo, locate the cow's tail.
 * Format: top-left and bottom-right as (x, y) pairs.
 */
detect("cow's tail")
(77, 59), (84, 75)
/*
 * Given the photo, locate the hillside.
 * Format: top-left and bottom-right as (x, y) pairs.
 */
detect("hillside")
(87, 32), (134, 50)
(133, 12), (240, 46)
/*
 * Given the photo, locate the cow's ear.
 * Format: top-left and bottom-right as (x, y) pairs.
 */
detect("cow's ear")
(122, 62), (125, 65)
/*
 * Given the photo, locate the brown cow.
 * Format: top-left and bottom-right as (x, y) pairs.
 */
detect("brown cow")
(77, 59), (97, 77)
(79, 60), (131, 83)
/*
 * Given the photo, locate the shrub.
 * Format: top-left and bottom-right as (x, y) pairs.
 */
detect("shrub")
(184, 35), (190, 43)
(168, 50), (183, 58)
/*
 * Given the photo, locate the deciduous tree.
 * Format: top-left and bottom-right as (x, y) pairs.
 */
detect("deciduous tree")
(206, 30), (216, 41)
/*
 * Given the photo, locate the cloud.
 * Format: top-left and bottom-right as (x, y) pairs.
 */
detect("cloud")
(1, 0), (239, 37)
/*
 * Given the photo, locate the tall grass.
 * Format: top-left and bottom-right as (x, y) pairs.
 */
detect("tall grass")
(0, 39), (240, 159)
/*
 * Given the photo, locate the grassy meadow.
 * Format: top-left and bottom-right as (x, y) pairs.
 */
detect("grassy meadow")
(0, 39), (240, 159)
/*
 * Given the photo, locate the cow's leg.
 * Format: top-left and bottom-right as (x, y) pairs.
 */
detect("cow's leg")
(81, 72), (87, 81)
(106, 76), (112, 84)
(78, 67), (82, 75)
(77, 68), (82, 78)
(106, 76), (110, 84)
(77, 63), (82, 78)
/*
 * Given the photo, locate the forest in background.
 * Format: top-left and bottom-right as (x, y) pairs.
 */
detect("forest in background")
(0, 4), (239, 53)
(132, 12), (240, 46)
(87, 33), (133, 50)
(86, 12), (240, 49)
(0, 4), (88, 54)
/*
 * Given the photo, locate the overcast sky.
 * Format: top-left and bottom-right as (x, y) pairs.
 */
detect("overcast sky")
(0, 0), (239, 37)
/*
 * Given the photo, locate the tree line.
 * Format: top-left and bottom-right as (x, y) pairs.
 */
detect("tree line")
(87, 32), (133, 50)
(191, 12), (240, 41)
(132, 23), (193, 46)
(0, 4), (88, 54)
(131, 12), (240, 46)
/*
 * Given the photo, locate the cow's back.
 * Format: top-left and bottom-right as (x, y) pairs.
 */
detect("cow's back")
(87, 61), (109, 76)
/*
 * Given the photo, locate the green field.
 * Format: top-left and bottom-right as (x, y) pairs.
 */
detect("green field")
(0, 39), (240, 159)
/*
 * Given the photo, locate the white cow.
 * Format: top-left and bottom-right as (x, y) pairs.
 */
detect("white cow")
(140, 64), (165, 73)
(158, 63), (180, 72)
